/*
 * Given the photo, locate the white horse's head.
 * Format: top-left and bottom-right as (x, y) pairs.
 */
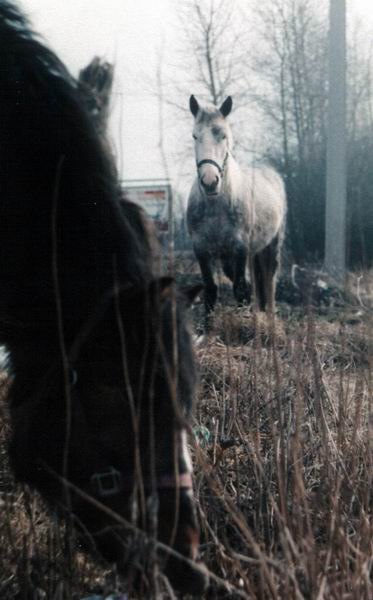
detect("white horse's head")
(190, 95), (233, 196)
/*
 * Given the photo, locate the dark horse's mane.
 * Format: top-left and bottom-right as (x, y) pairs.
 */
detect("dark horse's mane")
(0, 0), (155, 356)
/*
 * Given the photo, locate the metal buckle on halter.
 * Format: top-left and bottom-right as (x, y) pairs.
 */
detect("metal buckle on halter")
(90, 466), (123, 497)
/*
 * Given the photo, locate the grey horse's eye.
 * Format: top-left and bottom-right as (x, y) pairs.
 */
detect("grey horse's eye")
(212, 127), (225, 139)
(193, 134), (197, 140)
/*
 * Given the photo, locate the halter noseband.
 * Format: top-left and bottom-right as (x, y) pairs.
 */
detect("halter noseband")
(90, 466), (193, 498)
(196, 153), (228, 177)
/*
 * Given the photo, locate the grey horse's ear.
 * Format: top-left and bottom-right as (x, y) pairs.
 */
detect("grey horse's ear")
(189, 95), (200, 117)
(219, 96), (232, 117)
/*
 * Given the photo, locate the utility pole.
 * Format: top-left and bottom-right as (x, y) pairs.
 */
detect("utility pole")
(325, 0), (347, 282)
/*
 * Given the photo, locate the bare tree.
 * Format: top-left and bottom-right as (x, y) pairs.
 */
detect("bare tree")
(144, 1), (252, 220)
(248, 0), (373, 267)
(174, 0), (250, 106)
(246, 0), (328, 262)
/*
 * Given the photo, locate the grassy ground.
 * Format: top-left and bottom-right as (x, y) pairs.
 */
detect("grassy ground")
(0, 269), (371, 599)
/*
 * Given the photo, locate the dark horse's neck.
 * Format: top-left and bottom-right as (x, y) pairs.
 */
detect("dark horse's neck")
(0, 3), (154, 365)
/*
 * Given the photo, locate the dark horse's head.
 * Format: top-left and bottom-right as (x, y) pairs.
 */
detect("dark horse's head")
(0, 1), (207, 593)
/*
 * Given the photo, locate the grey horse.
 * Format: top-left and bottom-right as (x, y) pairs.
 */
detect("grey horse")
(187, 95), (287, 318)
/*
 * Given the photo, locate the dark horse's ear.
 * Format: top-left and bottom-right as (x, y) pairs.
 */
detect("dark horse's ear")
(219, 96), (232, 118)
(189, 95), (200, 118)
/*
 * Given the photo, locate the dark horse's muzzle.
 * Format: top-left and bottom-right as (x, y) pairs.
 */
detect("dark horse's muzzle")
(71, 467), (208, 595)
(157, 484), (209, 594)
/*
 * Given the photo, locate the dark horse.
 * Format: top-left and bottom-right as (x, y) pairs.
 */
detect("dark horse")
(0, 2), (207, 594)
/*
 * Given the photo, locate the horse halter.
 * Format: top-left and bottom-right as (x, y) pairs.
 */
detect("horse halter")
(90, 466), (193, 498)
(196, 153), (229, 177)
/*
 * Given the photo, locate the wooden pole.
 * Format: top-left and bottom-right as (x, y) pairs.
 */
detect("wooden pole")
(325, 0), (347, 282)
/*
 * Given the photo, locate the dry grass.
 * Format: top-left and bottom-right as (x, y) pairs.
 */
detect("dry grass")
(191, 302), (371, 599)
(0, 286), (372, 599)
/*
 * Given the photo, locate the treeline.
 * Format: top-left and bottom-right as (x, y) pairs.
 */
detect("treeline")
(173, 0), (373, 268)
(250, 0), (372, 267)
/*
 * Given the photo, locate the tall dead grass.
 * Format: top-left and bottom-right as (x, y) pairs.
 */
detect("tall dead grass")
(0, 295), (371, 599)
(192, 303), (371, 599)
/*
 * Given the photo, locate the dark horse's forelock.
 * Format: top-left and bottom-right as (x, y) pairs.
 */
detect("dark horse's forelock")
(0, 1), (207, 593)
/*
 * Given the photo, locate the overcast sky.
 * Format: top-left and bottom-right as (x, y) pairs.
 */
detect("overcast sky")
(17, 0), (373, 187)
(18, 0), (179, 183)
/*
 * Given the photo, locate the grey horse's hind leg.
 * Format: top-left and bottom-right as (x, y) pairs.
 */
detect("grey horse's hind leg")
(253, 235), (280, 312)
(232, 247), (251, 305)
(194, 247), (217, 315)
(221, 257), (234, 282)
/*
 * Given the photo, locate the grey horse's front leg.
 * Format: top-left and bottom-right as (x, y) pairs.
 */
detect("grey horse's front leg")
(233, 246), (251, 305)
(194, 246), (217, 316)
